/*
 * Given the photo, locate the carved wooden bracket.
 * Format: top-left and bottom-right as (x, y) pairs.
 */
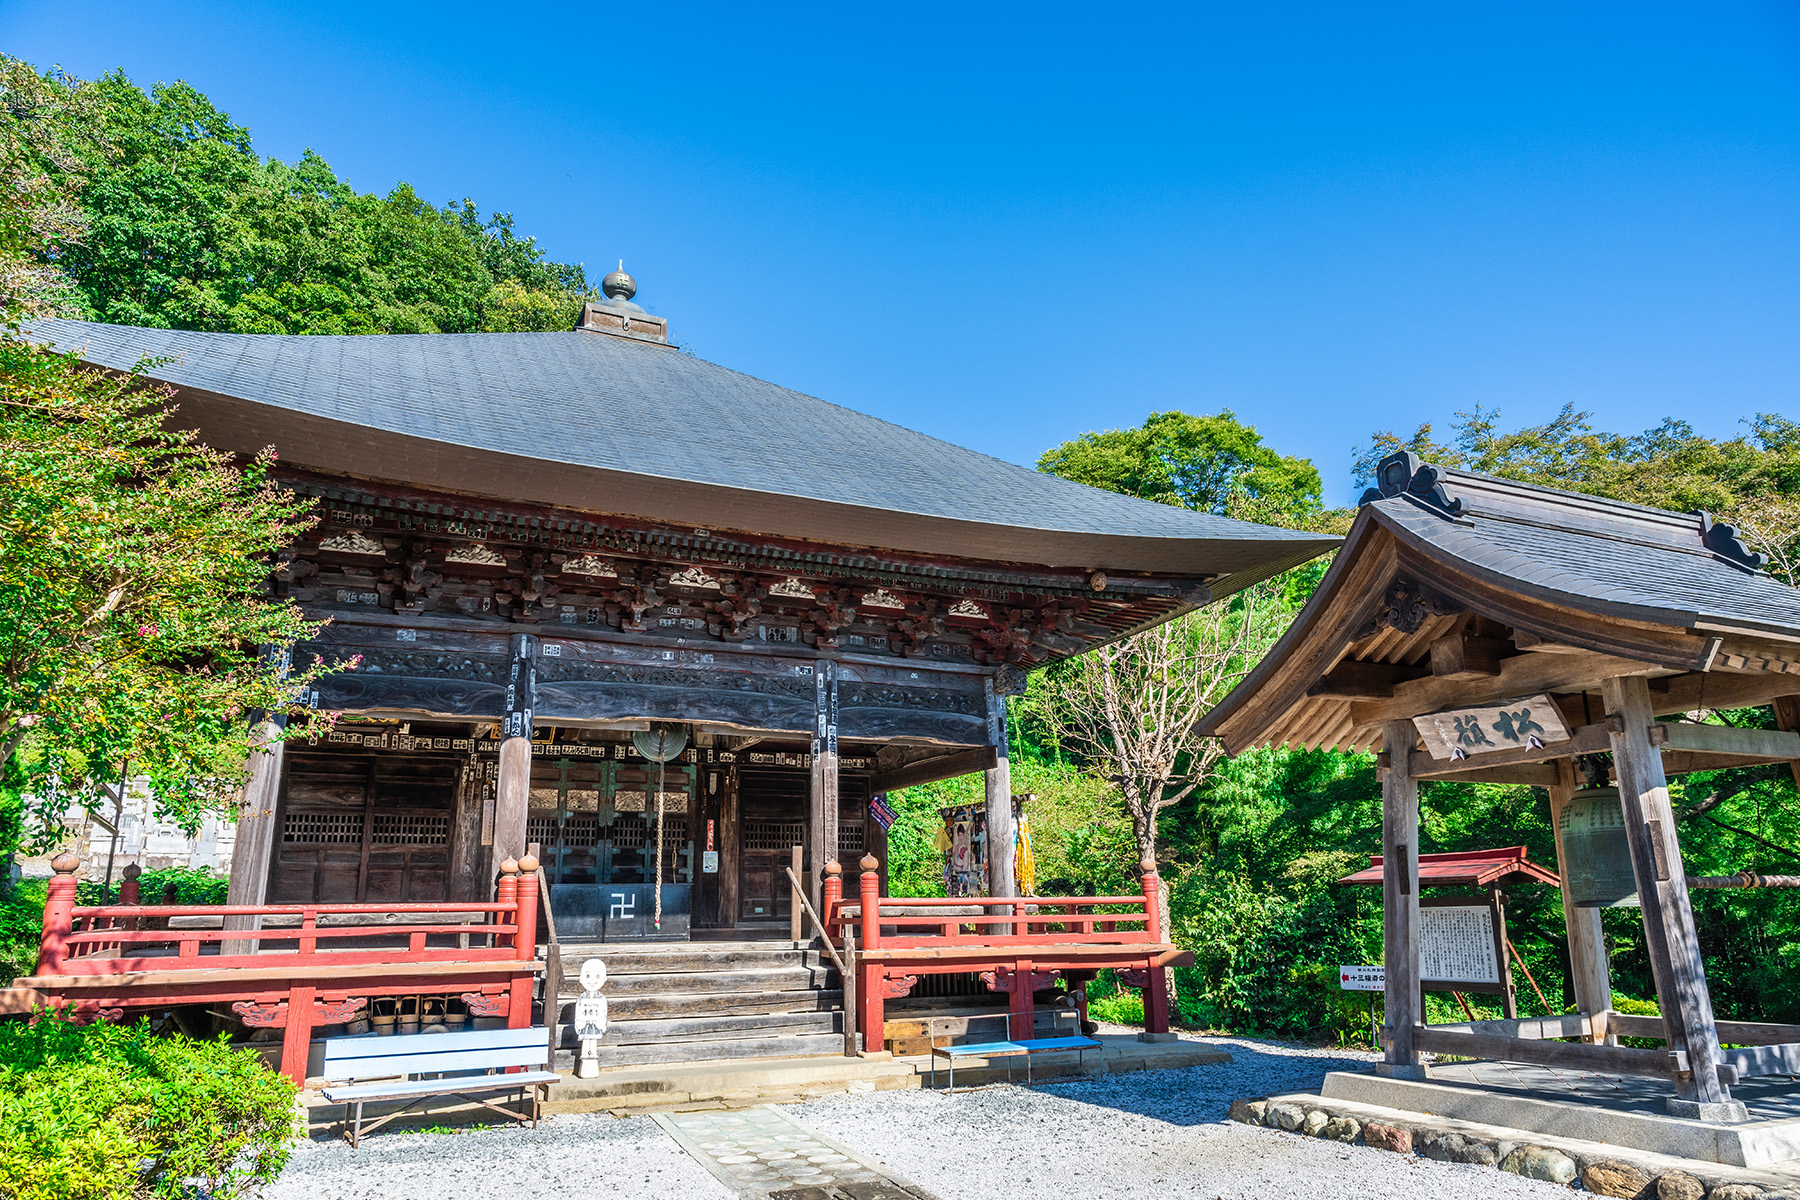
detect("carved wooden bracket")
(316, 997), (369, 1024)
(981, 968), (1061, 994)
(46, 1001), (124, 1026)
(877, 974), (920, 1000)
(1115, 968), (1149, 989)
(460, 991), (510, 1016)
(232, 999), (287, 1028)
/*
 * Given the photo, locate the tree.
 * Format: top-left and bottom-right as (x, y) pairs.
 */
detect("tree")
(1037, 409), (1325, 526)
(5, 59), (595, 336)
(0, 333), (336, 855)
(0, 57), (101, 323)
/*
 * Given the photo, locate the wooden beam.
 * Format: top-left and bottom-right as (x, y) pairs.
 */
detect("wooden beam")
(1412, 762), (1560, 786)
(1647, 672), (1800, 720)
(1658, 722), (1800, 761)
(1429, 634), (1509, 679)
(1308, 660), (1429, 700)
(1548, 759), (1613, 1044)
(1352, 650), (1663, 728)
(1381, 720), (1422, 1076)
(870, 745), (997, 794)
(1721, 1042), (1800, 1080)
(1414, 1026), (1676, 1078)
(1603, 674), (1731, 1104)
(1608, 1012), (1800, 1046)
(1426, 1012), (1591, 1040)
(1512, 630), (1589, 654)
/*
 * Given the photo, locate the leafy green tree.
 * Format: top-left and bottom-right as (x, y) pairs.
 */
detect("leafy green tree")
(1038, 409), (1327, 526)
(0, 335), (335, 854)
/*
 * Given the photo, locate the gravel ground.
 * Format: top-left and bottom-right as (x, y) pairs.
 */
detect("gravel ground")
(268, 1034), (1570, 1200)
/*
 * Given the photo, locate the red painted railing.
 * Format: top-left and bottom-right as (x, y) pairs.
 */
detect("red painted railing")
(820, 855), (1174, 1047)
(35, 852), (539, 977)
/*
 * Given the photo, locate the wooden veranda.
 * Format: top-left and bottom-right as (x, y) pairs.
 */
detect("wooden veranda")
(1198, 452), (1800, 1122)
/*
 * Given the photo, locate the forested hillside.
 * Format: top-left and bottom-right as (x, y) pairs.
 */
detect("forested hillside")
(4, 55), (1796, 1046)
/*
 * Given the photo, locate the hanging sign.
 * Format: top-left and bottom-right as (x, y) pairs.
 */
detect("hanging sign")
(869, 796), (897, 831)
(1340, 964), (1384, 991)
(1414, 693), (1572, 761)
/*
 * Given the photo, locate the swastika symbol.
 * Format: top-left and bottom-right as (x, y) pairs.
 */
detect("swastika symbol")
(609, 892), (635, 920)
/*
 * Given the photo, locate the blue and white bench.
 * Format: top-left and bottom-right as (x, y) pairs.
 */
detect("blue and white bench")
(929, 1012), (1102, 1092)
(320, 1025), (558, 1146)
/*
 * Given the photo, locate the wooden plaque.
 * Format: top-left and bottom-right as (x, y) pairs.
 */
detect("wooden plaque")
(1414, 693), (1572, 760)
(1418, 903), (1503, 988)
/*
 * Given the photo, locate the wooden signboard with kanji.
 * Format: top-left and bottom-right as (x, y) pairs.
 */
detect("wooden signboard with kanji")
(1413, 693), (1572, 761)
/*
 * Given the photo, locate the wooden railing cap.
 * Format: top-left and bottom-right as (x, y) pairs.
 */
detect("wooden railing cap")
(860, 854), (879, 872)
(51, 852), (80, 875)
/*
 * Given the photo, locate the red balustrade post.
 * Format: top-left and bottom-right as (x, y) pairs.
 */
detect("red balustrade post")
(280, 983), (315, 1085)
(1140, 859), (1171, 1034)
(118, 862), (141, 906)
(514, 854), (540, 962)
(506, 854), (540, 1033)
(36, 853), (80, 976)
(822, 861), (842, 942)
(494, 857), (520, 951)
(857, 853), (885, 1054)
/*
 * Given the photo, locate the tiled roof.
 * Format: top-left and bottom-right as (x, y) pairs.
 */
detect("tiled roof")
(1371, 464), (1800, 637)
(1338, 846), (1561, 888)
(28, 320), (1331, 576)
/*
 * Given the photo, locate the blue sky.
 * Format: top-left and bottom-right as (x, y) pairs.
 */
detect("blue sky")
(6, 2), (1797, 506)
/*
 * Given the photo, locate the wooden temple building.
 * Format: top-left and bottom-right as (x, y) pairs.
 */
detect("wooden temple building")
(22, 273), (1331, 1076)
(1199, 451), (1800, 1122)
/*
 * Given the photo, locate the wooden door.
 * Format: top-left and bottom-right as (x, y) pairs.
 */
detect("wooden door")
(270, 750), (455, 904)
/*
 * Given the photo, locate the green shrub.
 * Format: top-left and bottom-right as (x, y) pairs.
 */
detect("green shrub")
(1087, 989), (1145, 1025)
(0, 1010), (296, 1200)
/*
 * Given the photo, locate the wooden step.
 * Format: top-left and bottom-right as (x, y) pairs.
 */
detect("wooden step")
(601, 988), (844, 1021)
(567, 1010), (842, 1047)
(554, 946), (823, 976)
(555, 1031), (847, 1070)
(596, 965), (834, 996)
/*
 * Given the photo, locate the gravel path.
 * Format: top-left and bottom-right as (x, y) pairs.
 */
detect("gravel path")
(268, 1035), (1570, 1200)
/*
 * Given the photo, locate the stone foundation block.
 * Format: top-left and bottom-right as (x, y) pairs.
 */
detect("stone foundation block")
(1500, 1145), (1578, 1185)
(1582, 1159), (1655, 1198)
(1321, 1116), (1360, 1143)
(1363, 1122), (1412, 1154)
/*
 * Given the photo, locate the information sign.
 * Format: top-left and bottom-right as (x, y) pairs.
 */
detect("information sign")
(702, 850), (719, 874)
(1339, 964), (1384, 991)
(869, 795), (897, 831)
(1418, 904), (1502, 986)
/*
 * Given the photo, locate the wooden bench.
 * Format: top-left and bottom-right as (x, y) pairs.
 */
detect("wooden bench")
(928, 1011), (1101, 1092)
(319, 1025), (558, 1146)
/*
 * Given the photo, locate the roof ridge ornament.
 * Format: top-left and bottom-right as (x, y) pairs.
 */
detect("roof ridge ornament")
(1696, 512), (1769, 575)
(1360, 450), (1464, 516)
(576, 260), (669, 343)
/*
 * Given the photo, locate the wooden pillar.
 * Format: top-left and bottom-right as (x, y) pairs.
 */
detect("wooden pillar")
(447, 753), (485, 903)
(280, 984), (315, 1084)
(1380, 719), (1425, 1077)
(223, 722), (285, 954)
(493, 634), (536, 876)
(1772, 695), (1800, 790)
(718, 767), (740, 926)
(808, 660), (839, 914)
(1603, 674), (1738, 1115)
(1547, 757), (1613, 1041)
(984, 677), (1016, 901)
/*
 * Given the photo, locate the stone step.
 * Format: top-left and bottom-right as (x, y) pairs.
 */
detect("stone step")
(601, 988), (844, 1021)
(557, 1009), (842, 1048)
(556, 1031), (848, 1070)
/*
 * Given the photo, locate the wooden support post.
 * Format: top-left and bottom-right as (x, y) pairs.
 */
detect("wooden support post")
(1772, 695), (1800, 791)
(857, 855), (884, 1054)
(809, 661), (839, 916)
(1140, 859), (1171, 1034)
(1009, 959), (1036, 1040)
(822, 861), (843, 935)
(718, 767), (740, 925)
(515, 854), (540, 960)
(1547, 757), (1614, 1042)
(493, 634), (536, 875)
(790, 844), (805, 942)
(280, 984), (315, 1084)
(1491, 887), (1519, 1020)
(984, 677), (1016, 910)
(1380, 719), (1425, 1077)
(495, 857), (520, 954)
(224, 722), (284, 954)
(1603, 674), (1738, 1116)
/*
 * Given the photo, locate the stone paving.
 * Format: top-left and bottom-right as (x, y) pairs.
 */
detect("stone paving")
(652, 1105), (938, 1199)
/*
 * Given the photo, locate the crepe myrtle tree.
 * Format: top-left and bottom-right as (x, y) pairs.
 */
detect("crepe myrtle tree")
(0, 331), (339, 856)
